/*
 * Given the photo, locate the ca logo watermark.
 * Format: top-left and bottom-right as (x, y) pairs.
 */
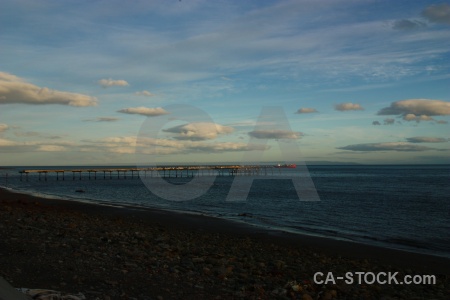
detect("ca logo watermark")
(136, 104), (319, 202)
(226, 106), (320, 202)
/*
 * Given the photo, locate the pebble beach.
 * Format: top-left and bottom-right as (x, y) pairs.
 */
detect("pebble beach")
(1, 187), (449, 299)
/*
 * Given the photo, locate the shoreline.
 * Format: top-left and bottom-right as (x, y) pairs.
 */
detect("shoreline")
(1, 187), (449, 299)
(0, 186), (450, 268)
(1, 187), (449, 274)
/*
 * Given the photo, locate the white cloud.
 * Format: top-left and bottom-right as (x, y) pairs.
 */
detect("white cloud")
(406, 137), (448, 143)
(338, 142), (435, 152)
(296, 107), (318, 114)
(135, 90), (154, 97)
(37, 145), (68, 152)
(0, 138), (17, 147)
(118, 106), (169, 117)
(190, 142), (268, 153)
(89, 136), (269, 155)
(248, 130), (302, 139)
(0, 138), (74, 153)
(163, 122), (234, 140)
(334, 102), (364, 111)
(85, 136), (137, 154)
(98, 78), (129, 88)
(378, 99), (450, 116)
(138, 138), (269, 154)
(422, 4), (450, 25)
(402, 114), (434, 122)
(0, 72), (97, 106)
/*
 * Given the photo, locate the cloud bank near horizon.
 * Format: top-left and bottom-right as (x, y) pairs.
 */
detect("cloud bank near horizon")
(338, 142), (437, 152)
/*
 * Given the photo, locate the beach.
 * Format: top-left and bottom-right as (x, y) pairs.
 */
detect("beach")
(0, 187), (449, 299)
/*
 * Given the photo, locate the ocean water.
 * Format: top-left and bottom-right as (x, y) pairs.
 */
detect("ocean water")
(1, 165), (449, 259)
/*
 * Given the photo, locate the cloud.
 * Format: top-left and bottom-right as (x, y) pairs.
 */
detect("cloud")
(392, 19), (426, 30)
(377, 99), (450, 116)
(89, 136), (269, 155)
(0, 72), (97, 106)
(406, 137), (448, 143)
(0, 138), (19, 147)
(437, 120), (448, 124)
(334, 102), (364, 111)
(163, 122), (233, 140)
(0, 138), (74, 153)
(248, 130), (302, 139)
(84, 117), (120, 122)
(296, 107), (318, 114)
(13, 131), (40, 137)
(338, 142), (436, 152)
(36, 145), (68, 152)
(163, 141), (269, 153)
(195, 142), (268, 153)
(0, 124), (8, 133)
(372, 121), (381, 125)
(384, 118), (395, 125)
(422, 4), (450, 25)
(98, 78), (129, 88)
(135, 90), (154, 97)
(118, 106), (169, 117)
(402, 114), (434, 122)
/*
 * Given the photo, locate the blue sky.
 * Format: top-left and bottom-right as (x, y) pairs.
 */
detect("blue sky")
(0, 0), (449, 166)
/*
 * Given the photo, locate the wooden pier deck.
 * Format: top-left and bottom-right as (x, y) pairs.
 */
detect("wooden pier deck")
(19, 165), (276, 181)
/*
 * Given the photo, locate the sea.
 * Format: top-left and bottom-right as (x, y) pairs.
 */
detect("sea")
(1, 164), (449, 259)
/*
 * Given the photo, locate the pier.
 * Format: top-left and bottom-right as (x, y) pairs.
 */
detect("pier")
(18, 165), (276, 181)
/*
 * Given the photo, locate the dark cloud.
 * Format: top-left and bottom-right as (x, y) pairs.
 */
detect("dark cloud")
(383, 118), (395, 125)
(248, 130), (302, 139)
(118, 107), (169, 117)
(422, 4), (450, 25)
(392, 19), (426, 30)
(338, 142), (435, 152)
(84, 117), (120, 122)
(406, 137), (448, 143)
(13, 131), (40, 137)
(377, 99), (450, 116)
(372, 121), (381, 125)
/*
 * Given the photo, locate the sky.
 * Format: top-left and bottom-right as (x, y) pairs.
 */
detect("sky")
(0, 0), (449, 166)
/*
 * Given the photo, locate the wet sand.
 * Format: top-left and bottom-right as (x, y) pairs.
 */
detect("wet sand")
(1, 187), (449, 299)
